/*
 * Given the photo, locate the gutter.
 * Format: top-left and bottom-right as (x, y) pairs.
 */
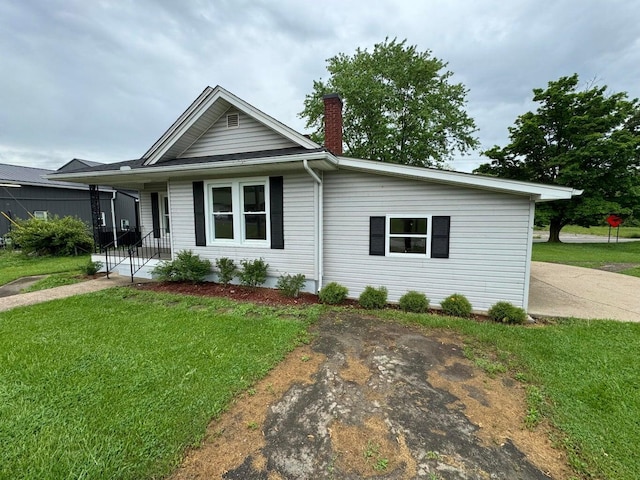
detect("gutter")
(47, 152), (337, 183)
(303, 159), (323, 292)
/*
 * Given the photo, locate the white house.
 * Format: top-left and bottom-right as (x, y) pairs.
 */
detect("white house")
(49, 86), (580, 311)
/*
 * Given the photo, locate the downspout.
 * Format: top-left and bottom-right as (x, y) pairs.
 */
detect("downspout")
(110, 191), (118, 247)
(522, 196), (536, 311)
(303, 159), (323, 292)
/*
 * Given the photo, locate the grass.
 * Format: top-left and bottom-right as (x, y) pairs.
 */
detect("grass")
(0, 250), (89, 286)
(532, 241), (640, 269)
(2, 271), (638, 479)
(0, 288), (320, 480)
(20, 272), (83, 292)
(534, 224), (640, 238)
(382, 310), (640, 480)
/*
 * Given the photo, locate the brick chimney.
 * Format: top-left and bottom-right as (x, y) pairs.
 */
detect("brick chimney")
(323, 93), (343, 155)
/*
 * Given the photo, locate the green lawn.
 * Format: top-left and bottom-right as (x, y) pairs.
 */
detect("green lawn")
(0, 250), (89, 286)
(0, 289), (319, 480)
(532, 241), (640, 272)
(535, 225), (640, 238)
(2, 284), (638, 480)
(385, 311), (640, 480)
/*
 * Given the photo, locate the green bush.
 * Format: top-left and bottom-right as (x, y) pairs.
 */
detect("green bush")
(239, 258), (269, 287)
(440, 293), (473, 318)
(215, 257), (236, 285)
(359, 286), (388, 309)
(7, 216), (93, 256)
(488, 301), (527, 324)
(151, 250), (211, 283)
(398, 290), (429, 313)
(82, 260), (103, 276)
(318, 282), (349, 304)
(276, 273), (307, 298)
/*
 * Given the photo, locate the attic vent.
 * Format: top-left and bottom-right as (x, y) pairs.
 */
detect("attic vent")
(227, 113), (239, 128)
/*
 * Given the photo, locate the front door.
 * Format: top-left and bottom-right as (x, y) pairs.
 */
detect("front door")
(160, 194), (170, 236)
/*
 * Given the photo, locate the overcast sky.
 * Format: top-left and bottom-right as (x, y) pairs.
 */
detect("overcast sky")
(1, 0), (639, 173)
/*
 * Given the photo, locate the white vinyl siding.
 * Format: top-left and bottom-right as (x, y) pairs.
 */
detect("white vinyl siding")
(180, 109), (298, 158)
(322, 170), (533, 311)
(167, 173), (317, 286)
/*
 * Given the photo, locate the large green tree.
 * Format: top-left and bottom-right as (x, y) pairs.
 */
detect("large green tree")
(299, 38), (478, 167)
(475, 74), (640, 242)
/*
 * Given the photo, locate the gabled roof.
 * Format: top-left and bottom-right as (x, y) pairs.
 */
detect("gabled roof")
(57, 158), (104, 173)
(46, 86), (580, 202)
(0, 162), (109, 191)
(142, 85), (321, 165)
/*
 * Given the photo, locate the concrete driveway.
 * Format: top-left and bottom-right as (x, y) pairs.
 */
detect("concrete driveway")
(529, 262), (640, 322)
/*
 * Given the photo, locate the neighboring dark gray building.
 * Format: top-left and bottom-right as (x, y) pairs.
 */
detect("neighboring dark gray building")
(0, 162), (138, 245)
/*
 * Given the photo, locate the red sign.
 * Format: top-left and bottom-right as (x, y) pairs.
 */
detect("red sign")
(607, 215), (623, 228)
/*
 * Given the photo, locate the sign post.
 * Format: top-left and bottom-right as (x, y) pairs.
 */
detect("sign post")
(606, 215), (623, 243)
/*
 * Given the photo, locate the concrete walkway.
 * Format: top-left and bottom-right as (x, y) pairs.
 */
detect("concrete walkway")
(529, 261), (640, 322)
(0, 274), (134, 313)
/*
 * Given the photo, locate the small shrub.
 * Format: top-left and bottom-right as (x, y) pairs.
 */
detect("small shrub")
(152, 250), (211, 283)
(239, 258), (269, 287)
(277, 273), (306, 298)
(7, 215), (93, 256)
(398, 290), (429, 313)
(440, 293), (473, 318)
(359, 286), (388, 309)
(488, 301), (527, 324)
(82, 260), (103, 276)
(215, 257), (236, 285)
(318, 282), (348, 304)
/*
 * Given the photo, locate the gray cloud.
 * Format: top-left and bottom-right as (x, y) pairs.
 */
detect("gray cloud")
(1, 0), (639, 172)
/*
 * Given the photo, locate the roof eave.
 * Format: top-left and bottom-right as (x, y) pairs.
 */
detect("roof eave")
(143, 86), (321, 165)
(46, 151), (338, 187)
(336, 157), (579, 201)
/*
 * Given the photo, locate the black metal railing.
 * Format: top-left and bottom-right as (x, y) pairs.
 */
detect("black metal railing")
(102, 230), (171, 282)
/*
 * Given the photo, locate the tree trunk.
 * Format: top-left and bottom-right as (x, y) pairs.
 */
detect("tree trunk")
(548, 218), (563, 243)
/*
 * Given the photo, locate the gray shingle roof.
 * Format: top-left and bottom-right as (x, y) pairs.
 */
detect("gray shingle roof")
(0, 162), (106, 190)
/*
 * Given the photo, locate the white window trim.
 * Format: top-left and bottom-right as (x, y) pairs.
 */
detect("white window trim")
(385, 214), (432, 257)
(205, 177), (270, 247)
(33, 210), (49, 220)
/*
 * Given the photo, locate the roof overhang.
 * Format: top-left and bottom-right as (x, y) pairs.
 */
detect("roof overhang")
(336, 157), (582, 202)
(47, 151), (338, 190)
(142, 86), (321, 165)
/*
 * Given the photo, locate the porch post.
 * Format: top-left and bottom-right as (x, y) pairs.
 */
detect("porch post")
(89, 185), (102, 252)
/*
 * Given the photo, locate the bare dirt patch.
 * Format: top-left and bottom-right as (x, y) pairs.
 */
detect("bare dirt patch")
(165, 298), (572, 479)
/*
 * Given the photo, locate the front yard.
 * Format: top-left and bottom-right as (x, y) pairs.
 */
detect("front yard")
(0, 289), (319, 479)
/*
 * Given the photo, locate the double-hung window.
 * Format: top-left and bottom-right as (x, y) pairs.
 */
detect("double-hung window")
(242, 184), (267, 240)
(207, 179), (269, 245)
(387, 216), (430, 255)
(211, 186), (234, 240)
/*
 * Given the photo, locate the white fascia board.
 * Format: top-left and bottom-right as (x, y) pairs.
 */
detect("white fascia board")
(142, 87), (215, 162)
(48, 152), (337, 185)
(336, 157), (580, 201)
(216, 87), (321, 150)
(143, 86), (321, 165)
(3, 180), (113, 192)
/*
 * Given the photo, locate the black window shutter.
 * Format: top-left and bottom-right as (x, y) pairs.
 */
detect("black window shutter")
(369, 216), (385, 256)
(150, 192), (160, 238)
(269, 176), (284, 249)
(431, 216), (450, 258)
(193, 181), (206, 246)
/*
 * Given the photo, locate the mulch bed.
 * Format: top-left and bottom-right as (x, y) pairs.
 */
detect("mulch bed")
(134, 281), (496, 322)
(136, 282), (321, 307)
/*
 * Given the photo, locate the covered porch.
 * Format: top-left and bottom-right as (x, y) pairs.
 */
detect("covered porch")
(96, 228), (172, 281)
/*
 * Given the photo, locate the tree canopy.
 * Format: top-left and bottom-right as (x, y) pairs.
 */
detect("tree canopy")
(475, 74), (640, 242)
(299, 38), (478, 168)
